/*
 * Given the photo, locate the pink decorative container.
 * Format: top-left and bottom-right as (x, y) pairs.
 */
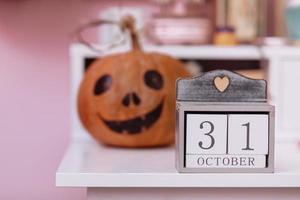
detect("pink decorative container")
(148, 17), (212, 44)
(147, 0), (214, 45)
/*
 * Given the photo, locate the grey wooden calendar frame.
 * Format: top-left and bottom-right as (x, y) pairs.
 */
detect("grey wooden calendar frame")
(175, 70), (275, 173)
(176, 102), (275, 173)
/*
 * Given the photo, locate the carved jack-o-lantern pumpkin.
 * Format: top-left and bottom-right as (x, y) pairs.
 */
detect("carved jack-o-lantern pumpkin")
(78, 16), (189, 147)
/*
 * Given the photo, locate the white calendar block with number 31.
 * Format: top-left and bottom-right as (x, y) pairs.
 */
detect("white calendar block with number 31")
(176, 70), (275, 173)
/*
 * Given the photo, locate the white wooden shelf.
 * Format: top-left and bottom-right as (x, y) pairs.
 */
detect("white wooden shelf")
(56, 139), (300, 188)
(146, 45), (261, 60)
(71, 43), (261, 60)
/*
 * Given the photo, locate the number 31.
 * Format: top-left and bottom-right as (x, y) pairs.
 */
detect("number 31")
(198, 121), (254, 151)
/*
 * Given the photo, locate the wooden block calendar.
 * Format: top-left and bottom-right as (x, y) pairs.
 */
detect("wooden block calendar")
(175, 70), (275, 173)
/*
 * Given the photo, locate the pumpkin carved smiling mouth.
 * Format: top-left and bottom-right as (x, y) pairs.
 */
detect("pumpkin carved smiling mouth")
(98, 99), (164, 134)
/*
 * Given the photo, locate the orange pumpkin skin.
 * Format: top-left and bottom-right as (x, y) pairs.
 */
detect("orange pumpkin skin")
(78, 50), (189, 147)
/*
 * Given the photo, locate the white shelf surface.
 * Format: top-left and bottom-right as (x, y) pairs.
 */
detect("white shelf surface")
(145, 45), (261, 60)
(56, 139), (300, 188)
(71, 43), (261, 60)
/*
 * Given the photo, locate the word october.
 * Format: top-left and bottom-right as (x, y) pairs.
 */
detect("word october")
(186, 155), (266, 168)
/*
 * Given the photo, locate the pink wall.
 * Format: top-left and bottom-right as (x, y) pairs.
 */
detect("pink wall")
(0, 0), (147, 199)
(1, 0), (300, 200)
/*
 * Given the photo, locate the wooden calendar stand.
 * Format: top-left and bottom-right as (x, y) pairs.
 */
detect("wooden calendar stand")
(176, 70), (274, 172)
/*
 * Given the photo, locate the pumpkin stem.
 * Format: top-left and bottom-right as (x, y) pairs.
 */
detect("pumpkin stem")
(121, 15), (141, 51)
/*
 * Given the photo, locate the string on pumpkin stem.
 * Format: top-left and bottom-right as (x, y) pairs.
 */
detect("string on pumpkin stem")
(73, 15), (141, 53)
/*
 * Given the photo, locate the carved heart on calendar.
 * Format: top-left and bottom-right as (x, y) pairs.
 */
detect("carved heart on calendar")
(213, 76), (230, 92)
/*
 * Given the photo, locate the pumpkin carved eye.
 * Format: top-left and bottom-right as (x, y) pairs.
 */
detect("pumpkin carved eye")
(144, 70), (163, 90)
(94, 74), (113, 95)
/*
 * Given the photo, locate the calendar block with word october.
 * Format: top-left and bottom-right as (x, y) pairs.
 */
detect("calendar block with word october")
(176, 70), (275, 173)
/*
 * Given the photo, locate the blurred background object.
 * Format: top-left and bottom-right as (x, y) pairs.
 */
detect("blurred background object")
(95, 0), (300, 46)
(146, 0), (213, 44)
(213, 26), (237, 46)
(99, 7), (146, 45)
(227, 0), (258, 43)
(285, 0), (300, 44)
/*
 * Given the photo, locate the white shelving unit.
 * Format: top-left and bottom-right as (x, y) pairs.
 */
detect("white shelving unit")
(60, 44), (300, 199)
